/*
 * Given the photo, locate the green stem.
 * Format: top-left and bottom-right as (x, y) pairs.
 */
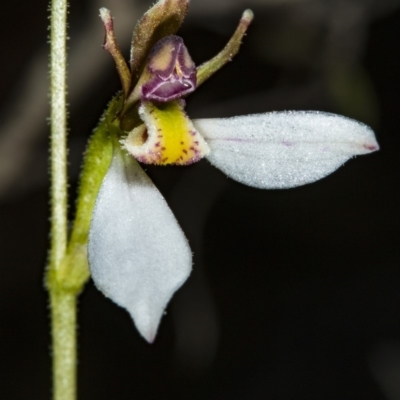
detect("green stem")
(50, 290), (77, 400)
(48, 0), (73, 398)
(49, 0), (68, 270)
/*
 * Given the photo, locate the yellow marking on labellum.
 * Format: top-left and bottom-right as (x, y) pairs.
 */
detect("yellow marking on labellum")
(123, 100), (210, 165)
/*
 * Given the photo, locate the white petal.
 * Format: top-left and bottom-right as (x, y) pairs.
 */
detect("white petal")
(88, 150), (192, 342)
(193, 111), (379, 189)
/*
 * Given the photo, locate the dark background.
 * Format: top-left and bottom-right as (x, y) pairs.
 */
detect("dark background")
(1, 0), (400, 399)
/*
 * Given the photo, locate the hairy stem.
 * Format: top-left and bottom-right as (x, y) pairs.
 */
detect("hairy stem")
(49, 0), (68, 270)
(50, 290), (77, 400)
(48, 0), (73, 399)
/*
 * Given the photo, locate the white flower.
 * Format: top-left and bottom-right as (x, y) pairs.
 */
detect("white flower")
(88, 105), (378, 342)
(88, 1), (379, 342)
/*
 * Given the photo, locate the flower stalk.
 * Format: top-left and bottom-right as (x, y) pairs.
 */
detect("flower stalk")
(48, 0), (76, 397)
(49, 290), (77, 400)
(49, 0), (68, 276)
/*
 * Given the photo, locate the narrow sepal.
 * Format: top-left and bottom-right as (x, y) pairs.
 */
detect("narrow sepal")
(99, 8), (131, 98)
(193, 111), (379, 189)
(196, 9), (253, 87)
(88, 149), (192, 342)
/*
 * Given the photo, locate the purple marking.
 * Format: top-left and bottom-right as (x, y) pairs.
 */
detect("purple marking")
(142, 78), (196, 102)
(147, 36), (195, 78)
(185, 155), (202, 165)
(142, 35), (197, 102)
(189, 146), (200, 155)
(363, 143), (379, 151)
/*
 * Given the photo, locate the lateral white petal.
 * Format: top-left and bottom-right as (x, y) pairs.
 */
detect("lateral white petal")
(193, 111), (379, 189)
(88, 150), (192, 342)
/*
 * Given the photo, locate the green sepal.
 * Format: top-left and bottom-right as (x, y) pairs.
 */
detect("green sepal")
(47, 94), (124, 292)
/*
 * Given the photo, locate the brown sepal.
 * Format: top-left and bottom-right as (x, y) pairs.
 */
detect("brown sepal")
(129, 0), (189, 86)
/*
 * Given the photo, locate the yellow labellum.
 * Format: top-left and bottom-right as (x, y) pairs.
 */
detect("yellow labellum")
(123, 100), (210, 165)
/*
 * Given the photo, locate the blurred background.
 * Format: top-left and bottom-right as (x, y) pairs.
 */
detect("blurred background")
(1, 0), (400, 398)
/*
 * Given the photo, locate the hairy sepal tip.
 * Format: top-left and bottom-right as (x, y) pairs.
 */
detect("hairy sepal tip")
(242, 9), (254, 23)
(99, 8), (111, 23)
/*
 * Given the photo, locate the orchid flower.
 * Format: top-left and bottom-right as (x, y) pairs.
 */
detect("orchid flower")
(87, 0), (379, 343)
